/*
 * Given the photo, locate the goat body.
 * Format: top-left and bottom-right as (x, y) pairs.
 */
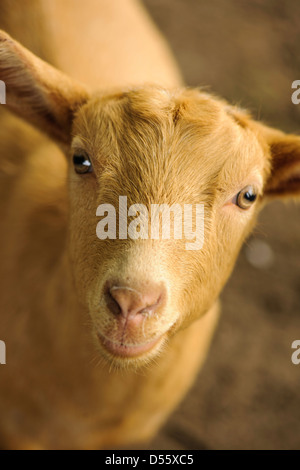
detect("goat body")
(0, 0), (299, 450)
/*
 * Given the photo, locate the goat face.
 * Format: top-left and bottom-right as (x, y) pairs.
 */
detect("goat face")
(67, 87), (270, 368)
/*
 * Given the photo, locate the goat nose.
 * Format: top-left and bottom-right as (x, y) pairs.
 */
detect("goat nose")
(106, 284), (165, 318)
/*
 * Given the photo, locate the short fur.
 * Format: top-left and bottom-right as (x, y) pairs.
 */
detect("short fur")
(0, 0), (299, 450)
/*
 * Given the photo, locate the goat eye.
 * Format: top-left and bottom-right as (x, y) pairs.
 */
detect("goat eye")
(235, 185), (258, 210)
(73, 151), (93, 174)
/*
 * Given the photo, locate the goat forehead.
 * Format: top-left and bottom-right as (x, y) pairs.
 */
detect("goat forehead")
(74, 88), (266, 199)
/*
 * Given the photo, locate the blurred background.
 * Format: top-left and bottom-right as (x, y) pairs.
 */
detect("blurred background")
(142, 0), (300, 450)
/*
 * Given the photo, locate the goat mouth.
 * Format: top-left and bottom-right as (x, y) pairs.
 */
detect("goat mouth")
(97, 332), (163, 358)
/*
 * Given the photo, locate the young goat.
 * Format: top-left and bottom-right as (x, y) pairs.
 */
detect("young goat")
(0, 0), (299, 450)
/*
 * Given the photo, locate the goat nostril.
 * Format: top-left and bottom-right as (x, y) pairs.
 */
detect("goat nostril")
(105, 289), (122, 316)
(105, 283), (165, 318)
(138, 294), (162, 316)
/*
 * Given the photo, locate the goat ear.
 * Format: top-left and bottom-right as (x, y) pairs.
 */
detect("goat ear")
(0, 30), (89, 145)
(252, 121), (300, 199)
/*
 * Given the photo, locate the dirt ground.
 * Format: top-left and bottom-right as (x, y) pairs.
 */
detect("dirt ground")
(143, 0), (300, 450)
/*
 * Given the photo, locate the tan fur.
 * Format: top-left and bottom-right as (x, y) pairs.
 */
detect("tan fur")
(0, 0), (300, 450)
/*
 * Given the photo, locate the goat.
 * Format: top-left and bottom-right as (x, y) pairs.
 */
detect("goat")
(0, 0), (299, 450)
